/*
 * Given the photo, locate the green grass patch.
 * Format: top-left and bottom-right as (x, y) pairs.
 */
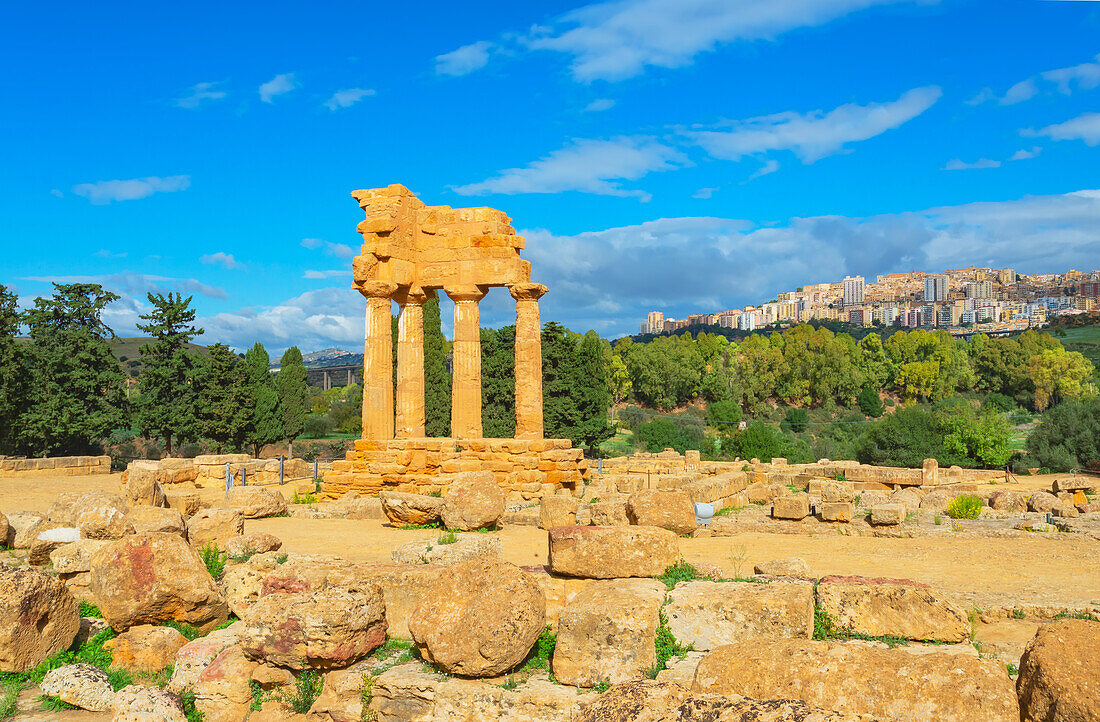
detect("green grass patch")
(1053, 610), (1093, 620)
(399, 521), (441, 530)
(437, 530), (458, 545)
(0, 679), (19, 720)
(812, 606), (909, 648)
(291, 492), (318, 504)
(945, 495), (983, 520)
(282, 670), (323, 713)
(199, 543), (227, 579)
(78, 601), (102, 618)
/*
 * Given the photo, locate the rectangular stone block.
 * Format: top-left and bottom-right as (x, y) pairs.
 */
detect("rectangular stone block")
(819, 502), (853, 522)
(772, 495), (810, 520)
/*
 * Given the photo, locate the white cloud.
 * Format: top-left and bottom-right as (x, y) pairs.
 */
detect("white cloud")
(200, 286), (365, 353)
(93, 249), (128, 259)
(521, 0), (917, 82)
(435, 41), (494, 76)
(303, 270), (353, 279)
(686, 86), (941, 163)
(518, 188), (1100, 336)
(175, 81), (227, 109)
(50, 189), (63, 198)
(693, 187), (719, 199)
(583, 98), (615, 112)
(743, 159), (780, 182)
(302, 238), (356, 259)
(1042, 53), (1100, 94)
(200, 252), (246, 271)
(259, 73), (299, 103)
(1009, 146), (1041, 161)
(1032, 112), (1100, 146)
(323, 87), (375, 110)
(944, 158), (1001, 170)
(970, 53), (1100, 106)
(453, 136), (688, 201)
(72, 175), (191, 204)
(22, 272), (227, 302)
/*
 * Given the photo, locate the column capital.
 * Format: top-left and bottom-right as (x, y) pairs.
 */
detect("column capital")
(356, 280), (399, 299)
(510, 282), (548, 302)
(394, 285), (429, 306)
(445, 284), (487, 303)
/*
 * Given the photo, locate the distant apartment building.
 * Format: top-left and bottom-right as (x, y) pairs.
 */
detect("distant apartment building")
(924, 275), (948, 303)
(966, 281), (993, 299)
(842, 275), (865, 306)
(998, 268), (1017, 285)
(1081, 281), (1100, 298)
(847, 308), (866, 326)
(738, 312), (756, 331)
(640, 310), (666, 334)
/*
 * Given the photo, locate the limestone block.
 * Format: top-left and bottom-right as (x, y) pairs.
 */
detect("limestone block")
(816, 576), (969, 643)
(548, 526), (679, 579)
(1016, 619), (1099, 722)
(869, 504), (906, 526)
(588, 500), (629, 526)
(665, 579), (814, 651)
(820, 502), (853, 522)
(820, 480), (856, 503)
(772, 495), (810, 520)
(626, 490), (696, 535)
(553, 579), (666, 686)
(187, 509), (245, 548)
(753, 558), (810, 576)
(539, 496), (579, 529)
(0, 564), (80, 672)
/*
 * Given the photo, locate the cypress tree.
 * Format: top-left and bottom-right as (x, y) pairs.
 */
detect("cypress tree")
(197, 343), (251, 453)
(135, 292), (203, 456)
(424, 293), (451, 437)
(242, 342), (282, 456)
(0, 284), (26, 455)
(481, 325), (516, 438)
(276, 346), (309, 457)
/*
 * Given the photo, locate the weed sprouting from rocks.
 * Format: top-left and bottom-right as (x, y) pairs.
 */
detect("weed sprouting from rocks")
(0, 679), (18, 720)
(400, 521), (441, 530)
(283, 670), (323, 713)
(292, 491), (318, 504)
(78, 600), (102, 618)
(276, 553), (289, 564)
(649, 610), (693, 677)
(437, 531), (458, 545)
(163, 621), (203, 641)
(657, 560), (700, 590)
(591, 678), (611, 693)
(179, 690), (204, 722)
(199, 543), (227, 579)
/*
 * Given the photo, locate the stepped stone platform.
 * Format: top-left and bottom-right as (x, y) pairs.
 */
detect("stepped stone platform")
(323, 437), (590, 501)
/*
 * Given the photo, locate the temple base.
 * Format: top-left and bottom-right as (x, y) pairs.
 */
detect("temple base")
(322, 437), (590, 500)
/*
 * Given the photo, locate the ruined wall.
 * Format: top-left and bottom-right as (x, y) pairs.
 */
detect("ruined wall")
(0, 455), (111, 476)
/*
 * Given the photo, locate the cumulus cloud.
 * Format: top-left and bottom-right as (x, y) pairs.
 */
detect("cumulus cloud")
(200, 252), (246, 270)
(1009, 147), (1042, 161)
(22, 272), (227, 302)
(583, 98), (615, 112)
(323, 87), (375, 110)
(686, 86), (941, 163)
(72, 175), (191, 204)
(453, 136), (688, 201)
(175, 81), (228, 109)
(435, 41), (494, 76)
(301, 238), (356, 258)
(517, 188), (1100, 336)
(259, 73), (299, 103)
(1032, 112), (1100, 146)
(199, 286), (366, 352)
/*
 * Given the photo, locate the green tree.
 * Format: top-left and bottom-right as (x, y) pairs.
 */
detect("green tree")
(542, 323), (614, 452)
(857, 386), (884, 417)
(19, 283), (125, 456)
(1025, 398), (1100, 472)
(197, 343), (251, 452)
(0, 284), (26, 455)
(134, 293), (203, 456)
(732, 422), (788, 462)
(705, 399), (741, 432)
(481, 326), (516, 438)
(423, 294), (451, 437)
(241, 343), (282, 456)
(1028, 347), (1097, 411)
(634, 415), (705, 454)
(276, 346), (309, 457)
(781, 407), (809, 433)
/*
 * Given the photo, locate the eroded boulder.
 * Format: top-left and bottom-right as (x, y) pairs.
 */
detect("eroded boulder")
(665, 579), (814, 650)
(441, 471), (505, 531)
(224, 532), (282, 559)
(0, 563), (80, 672)
(40, 662), (115, 711)
(112, 684), (187, 722)
(89, 532), (229, 632)
(539, 496), (579, 529)
(409, 556), (544, 677)
(391, 533), (501, 566)
(380, 491), (444, 527)
(1016, 618), (1100, 722)
(226, 486), (288, 519)
(187, 509), (245, 548)
(626, 490), (696, 535)
(106, 624), (189, 675)
(815, 576), (969, 643)
(127, 506), (187, 538)
(193, 645), (257, 722)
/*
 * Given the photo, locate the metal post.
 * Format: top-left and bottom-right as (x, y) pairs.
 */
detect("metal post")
(225, 462), (232, 497)
(313, 459), (318, 479)
(242, 467), (247, 486)
(279, 455), (285, 486)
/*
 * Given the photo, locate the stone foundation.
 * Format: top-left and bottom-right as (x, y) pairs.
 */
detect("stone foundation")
(0, 455), (111, 476)
(323, 438), (589, 501)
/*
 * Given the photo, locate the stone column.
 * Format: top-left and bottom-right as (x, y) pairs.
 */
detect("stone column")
(446, 286), (486, 438)
(511, 283), (548, 440)
(359, 281), (398, 441)
(395, 287), (427, 438)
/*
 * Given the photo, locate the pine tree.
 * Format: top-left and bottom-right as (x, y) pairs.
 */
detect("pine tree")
(541, 323), (614, 453)
(20, 283), (125, 456)
(0, 284), (27, 455)
(135, 293), (203, 456)
(242, 342), (282, 456)
(276, 346), (309, 457)
(574, 330), (614, 451)
(197, 343), (251, 453)
(481, 326), (516, 438)
(424, 293), (451, 437)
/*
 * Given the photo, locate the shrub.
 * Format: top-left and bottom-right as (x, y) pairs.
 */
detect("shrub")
(657, 560), (700, 590)
(634, 416), (705, 454)
(945, 495), (983, 520)
(983, 393), (1015, 413)
(1025, 399), (1100, 473)
(437, 530), (458, 545)
(283, 670), (323, 713)
(705, 400), (741, 432)
(781, 408), (809, 434)
(292, 491), (318, 504)
(302, 414), (333, 439)
(616, 405), (647, 431)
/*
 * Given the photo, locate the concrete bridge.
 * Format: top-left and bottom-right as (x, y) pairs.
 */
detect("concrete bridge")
(306, 364), (361, 390)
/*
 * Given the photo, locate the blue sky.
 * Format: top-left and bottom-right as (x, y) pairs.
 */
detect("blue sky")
(2, 0), (1099, 352)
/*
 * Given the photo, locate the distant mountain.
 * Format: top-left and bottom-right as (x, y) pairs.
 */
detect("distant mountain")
(269, 347), (361, 370)
(109, 337), (209, 377)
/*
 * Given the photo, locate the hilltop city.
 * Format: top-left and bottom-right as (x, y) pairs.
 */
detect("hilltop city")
(641, 267), (1100, 337)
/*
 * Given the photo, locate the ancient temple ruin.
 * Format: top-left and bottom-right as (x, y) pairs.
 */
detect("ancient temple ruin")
(323, 185), (589, 499)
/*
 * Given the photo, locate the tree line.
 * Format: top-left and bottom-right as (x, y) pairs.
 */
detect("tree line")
(0, 283), (309, 459)
(613, 324), (1096, 415)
